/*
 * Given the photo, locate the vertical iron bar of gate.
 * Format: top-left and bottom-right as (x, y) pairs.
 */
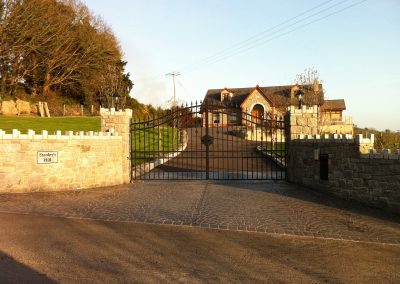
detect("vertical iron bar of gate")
(252, 112), (256, 180)
(241, 110), (244, 179)
(222, 110), (225, 179)
(233, 110), (237, 180)
(130, 119), (133, 182)
(274, 116), (277, 180)
(200, 102), (203, 180)
(135, 119), (139, 180)
(186, 104), (189, 180)
(282, 117), (284, 180)
(151, 115), (154, 180)
(158, 117), (161, 180)
(245, 110), (249, 180)
(284, 117), (288, 181)
(205, 102), (210, 180)
(218, 110), (221, 180)
(162, 116), (165, 180)
(280, 117), (283, 180)
(146, 118), (148, 179)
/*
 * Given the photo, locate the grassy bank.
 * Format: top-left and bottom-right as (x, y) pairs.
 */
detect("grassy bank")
(132, 127), (181, 166)
(0, 116), (101, 133)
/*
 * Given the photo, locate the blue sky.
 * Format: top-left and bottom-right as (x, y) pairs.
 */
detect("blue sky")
(83, 0), (400, 130)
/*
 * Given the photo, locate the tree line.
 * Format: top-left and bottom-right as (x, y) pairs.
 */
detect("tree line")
(0, 0), (133, 109)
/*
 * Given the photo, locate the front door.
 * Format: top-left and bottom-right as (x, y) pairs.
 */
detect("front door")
(251, 104), (264, 124)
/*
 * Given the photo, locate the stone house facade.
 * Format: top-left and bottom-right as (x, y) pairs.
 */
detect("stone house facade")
(202, 83), (353, 136)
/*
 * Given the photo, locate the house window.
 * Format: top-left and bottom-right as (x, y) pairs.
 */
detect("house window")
(228, 113), (237, 124)
(212, 113), (220, 124)
(221, 92), (232, 102)
(330, 111), (341, 121)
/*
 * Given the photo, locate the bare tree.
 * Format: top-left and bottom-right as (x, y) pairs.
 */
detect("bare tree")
(295, 67), (331, 135)
(295, 67), (324, 106)
(97, 63), (123, 108)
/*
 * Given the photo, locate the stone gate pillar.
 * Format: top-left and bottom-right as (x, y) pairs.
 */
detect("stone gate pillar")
(100, 108), (133, 183)
(285, 105), (319, 140)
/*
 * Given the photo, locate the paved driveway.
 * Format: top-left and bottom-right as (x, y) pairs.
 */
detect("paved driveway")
(0, 181), (398, 245)
(142, 126), (283, 179)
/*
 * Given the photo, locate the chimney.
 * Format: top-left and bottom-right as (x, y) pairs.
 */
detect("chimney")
(290, 85), (300, 99)
(313, 79), (319, 93)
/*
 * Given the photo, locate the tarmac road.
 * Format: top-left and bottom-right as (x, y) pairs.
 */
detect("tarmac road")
(0, 181), (399, 282)
(0, 212), (399, 283)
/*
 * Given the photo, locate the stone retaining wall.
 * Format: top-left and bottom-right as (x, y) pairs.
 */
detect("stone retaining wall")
(287, 134), (400, 214)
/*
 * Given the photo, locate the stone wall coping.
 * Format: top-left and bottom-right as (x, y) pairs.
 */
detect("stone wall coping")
(0, 129), (122, 140)
(361, 149), (400, 160)
(360, 153), (400, 160)
(100, 107), (132, 117)
(293, 133), (374, 144)
(287, 105), (319, 114)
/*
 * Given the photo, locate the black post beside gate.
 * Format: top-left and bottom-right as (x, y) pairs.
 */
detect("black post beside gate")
(204, 103), (210, 180)
(131, 101), (286, 181)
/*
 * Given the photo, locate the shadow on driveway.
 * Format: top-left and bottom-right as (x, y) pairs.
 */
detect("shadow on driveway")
(0, 251), (56, 283)
(205, 180), (400, 224)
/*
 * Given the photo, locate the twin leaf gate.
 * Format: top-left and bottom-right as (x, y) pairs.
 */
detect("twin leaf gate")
(131, 101), (286, 180)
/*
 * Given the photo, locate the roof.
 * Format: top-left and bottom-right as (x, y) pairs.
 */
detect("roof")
(320, 99), (346, 111)
(203, 84), (325, 111)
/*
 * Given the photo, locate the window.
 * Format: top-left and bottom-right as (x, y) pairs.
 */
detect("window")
(228, 113), (237, 124)
(221, 92), (231, 102)
(212, 113), (220, 124)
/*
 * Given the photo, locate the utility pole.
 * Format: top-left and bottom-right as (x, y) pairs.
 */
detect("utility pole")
(166, 72), (180, 150)
(166, 72), (180, 109)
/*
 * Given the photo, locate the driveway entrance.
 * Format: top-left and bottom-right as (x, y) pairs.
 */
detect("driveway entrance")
(131, 101), (286, 180)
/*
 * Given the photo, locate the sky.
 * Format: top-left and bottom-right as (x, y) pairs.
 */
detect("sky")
(83, 0), (400, 131)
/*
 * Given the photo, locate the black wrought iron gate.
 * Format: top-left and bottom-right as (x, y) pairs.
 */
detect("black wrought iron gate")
(131, 101), (286, 180)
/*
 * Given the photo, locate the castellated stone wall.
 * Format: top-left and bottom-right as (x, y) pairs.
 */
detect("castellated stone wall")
(286, 105), (353, 139)
(0, 108), (132, 193)
(287, 134), (400, 214)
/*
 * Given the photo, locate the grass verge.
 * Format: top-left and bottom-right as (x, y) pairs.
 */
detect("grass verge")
(0, 116), (100, 133)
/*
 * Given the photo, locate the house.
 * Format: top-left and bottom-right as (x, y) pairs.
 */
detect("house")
(201, 83), (353, 136)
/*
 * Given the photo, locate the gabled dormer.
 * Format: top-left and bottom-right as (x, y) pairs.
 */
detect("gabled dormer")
(221, 87), (233, 102)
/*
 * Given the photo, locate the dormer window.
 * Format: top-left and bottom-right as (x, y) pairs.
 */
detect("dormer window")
(221, 91), (233, 102)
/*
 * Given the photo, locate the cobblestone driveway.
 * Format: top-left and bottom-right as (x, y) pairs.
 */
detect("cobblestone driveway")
(0, 181), (399, 244)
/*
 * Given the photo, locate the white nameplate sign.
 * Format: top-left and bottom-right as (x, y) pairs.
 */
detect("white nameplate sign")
(37, 151), (58, 164)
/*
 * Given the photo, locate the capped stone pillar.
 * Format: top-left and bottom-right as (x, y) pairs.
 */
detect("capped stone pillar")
(100, 108), (133, 183)
(285, 105), (319, 140)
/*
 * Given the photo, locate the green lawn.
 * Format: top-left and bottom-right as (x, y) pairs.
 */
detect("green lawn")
(262, 142), (286, 151)
(259, 142), (286, 157)
(0, 116), (100, 133)
(132, 126), (181, 166)
(0, 116), (180, 167)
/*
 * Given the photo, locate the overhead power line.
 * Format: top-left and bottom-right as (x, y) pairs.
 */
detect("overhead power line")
(181, 0), (339, 71)
(181, 0), (367, 74)
(142, 0), (367, 82)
